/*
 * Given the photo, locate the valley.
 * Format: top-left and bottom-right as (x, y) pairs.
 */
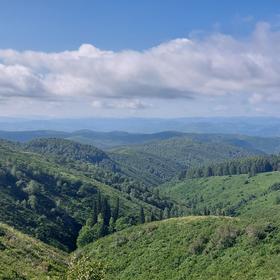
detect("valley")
(0, 130), (280, 279)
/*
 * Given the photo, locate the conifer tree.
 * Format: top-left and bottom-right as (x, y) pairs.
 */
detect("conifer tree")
(139, 207), (145, 224)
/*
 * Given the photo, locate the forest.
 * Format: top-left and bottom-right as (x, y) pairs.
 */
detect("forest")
(1, 132), (280, 279)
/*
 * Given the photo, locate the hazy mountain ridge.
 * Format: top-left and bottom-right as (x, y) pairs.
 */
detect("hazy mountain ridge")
(1, 117), (280, 136)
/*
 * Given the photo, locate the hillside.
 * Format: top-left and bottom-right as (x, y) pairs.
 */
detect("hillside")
(0, 222), (67, 279)
(110, 148), (183, 185)
(23, 138), (117, 170)
(111, 136), (259, 176)
(160, 171), (280, 221)
(81, 216), (280, 280)
(0, 141), (172, 251)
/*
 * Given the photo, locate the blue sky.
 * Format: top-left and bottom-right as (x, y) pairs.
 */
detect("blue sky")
(0, 0), (278, 51)
(0, 0), (280, 118)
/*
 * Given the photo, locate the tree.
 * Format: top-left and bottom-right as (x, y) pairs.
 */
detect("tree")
(139, 207), (145, 224)
(112, 198), (120, 222)
(101, 197), (111, 226)
(28, 195), (38, 210)
(24, 180), (40, 195)
(109, 217), (115, 233)
(76, 225), (95, 248)
(163, 207), (170, 220)
(92, 201), (98, 225)
(96, 191), (102, 213)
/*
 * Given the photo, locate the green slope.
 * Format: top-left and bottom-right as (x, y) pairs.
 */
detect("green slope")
(110, 148), (183, 185)
(0, 141), (168, 251)
(160, 171), (280, 221)
(81, 216), (280, 280)
(111, 135), (259, 175)
(0, 222), (67, 279)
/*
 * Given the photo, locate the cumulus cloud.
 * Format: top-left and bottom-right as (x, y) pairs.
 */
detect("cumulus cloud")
(0, 21), (280, 110)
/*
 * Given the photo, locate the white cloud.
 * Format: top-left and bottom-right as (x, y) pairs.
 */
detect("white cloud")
(1, 21), (280, 115)
(91, 99), (151, 110)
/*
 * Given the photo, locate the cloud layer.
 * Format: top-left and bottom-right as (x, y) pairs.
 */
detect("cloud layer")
(0, 22), (280, 114)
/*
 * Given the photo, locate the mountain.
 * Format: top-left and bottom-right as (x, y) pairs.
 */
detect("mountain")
(0, 222), (67, 279)
(110, 147), (182, 186)
(0, 140), (171, 251)
(2, 131), (280, 278)
(2, 117), (280, 136)
(110, 135), (259, 174)
(0, 130), (68, 142)
(67, 130), (185, 149)
(80, 215), (280, 280)
(1, 128), (280, 153)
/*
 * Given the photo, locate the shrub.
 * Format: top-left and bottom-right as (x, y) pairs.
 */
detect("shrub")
(66, 255), (106, 280)
(269, 182), (280, 192)
(211, 225), (239, 249)
(189, 236), (208, 255)
(275, 195), (280, 205)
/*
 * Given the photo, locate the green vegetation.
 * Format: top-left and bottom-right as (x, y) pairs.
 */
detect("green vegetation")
(0, 222), (67, 279)
(109, 135), (260, 189)
(160, 171), (280, 220)
(81, 216), (280, 280)
(0, 140), (173, 251)
(185, 155), (280, 179)
(1, 131), (280, 278)
(110, 148), (182, 185)
(66, 255), (106, 280)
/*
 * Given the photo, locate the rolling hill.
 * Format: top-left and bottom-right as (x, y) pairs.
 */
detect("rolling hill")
(81, 215), (280, 280)
(110, 135), (260, 183)
(159, 171), (280, 221)
(0, 140), (172, 251)
(0, 129), (280, 153)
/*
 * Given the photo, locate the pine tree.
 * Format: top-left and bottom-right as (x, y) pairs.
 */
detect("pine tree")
(101, 197), (111, 226)
(139, 207), (145, 224)
(92, 200), (98, 225)
(96, 191), (102, 213)
(112, 198), (120, 222)
(109, 217), (115, 233)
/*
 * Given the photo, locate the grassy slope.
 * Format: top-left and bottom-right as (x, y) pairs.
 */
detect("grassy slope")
(160, 171), (280, 221)
(0, 223), (67, 279)
(81, 216), (280, 280)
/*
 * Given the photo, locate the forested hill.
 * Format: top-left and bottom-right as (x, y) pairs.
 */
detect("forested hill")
(24, 138), (116, 169)
(184, 154), (280, 179)
(110, 135), (259, 173)
(1, 129), (280, 153)
(0, 140), (176, 251)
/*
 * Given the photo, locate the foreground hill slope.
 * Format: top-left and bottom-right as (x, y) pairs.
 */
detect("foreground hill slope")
(81, 216), (280, 280)
(0, 222), (67, 279)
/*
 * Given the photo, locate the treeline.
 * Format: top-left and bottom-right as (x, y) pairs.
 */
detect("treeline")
(77, 192), (183, 248)
(184, 155), (280, 179)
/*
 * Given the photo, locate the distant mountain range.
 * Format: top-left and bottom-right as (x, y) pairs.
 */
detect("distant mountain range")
(2, 116), (280, 136)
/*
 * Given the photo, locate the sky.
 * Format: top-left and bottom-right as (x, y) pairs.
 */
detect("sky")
(0, 0), (280, 118)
